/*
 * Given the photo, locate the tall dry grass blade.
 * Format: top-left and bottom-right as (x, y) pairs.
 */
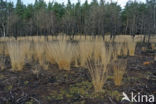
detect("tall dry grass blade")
(46, 41), (56, 64)
(113, 59), (127, 86)
(71, 43), (79, 67)
(127, 39), (136, 56)
(93, 40), (104, 61)
(119, 42), (128, 56)
(87, 42), (113, 92)
(79, 41), (94, 67)
(51, 40), (74, 70)
(34, 41), (49, 70)
(7, 40), (30, 71)
(87, 59), (106, 92)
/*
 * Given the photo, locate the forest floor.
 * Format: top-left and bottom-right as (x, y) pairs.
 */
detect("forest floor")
(0, 43), (156, 104)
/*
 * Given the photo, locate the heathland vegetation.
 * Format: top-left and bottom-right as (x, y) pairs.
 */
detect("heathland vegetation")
(1, 35), (155, 92)
(0, 0), (156, 104)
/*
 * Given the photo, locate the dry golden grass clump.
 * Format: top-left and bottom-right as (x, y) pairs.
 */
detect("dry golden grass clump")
(47, 36), (54, 41)
(32, 64), (42, 79)
(151, 43), (156, 50)
(51, 40), (74, 70)
(0, 42), (9, 56)
(71, 43), (79, 67)
(33, 41), (49, 70)
(79, 40), (94, 67)
(34, 41), (46, 66)
(93, 40), (104, 61)
(7, 40), (30, 71)
(115, 35), (134, 42)
(116, 43), (122, 56)
(73, 35), (81, 40)
(101, 43), (113, 67)
(111, 42), (122, 61)
(22, 41), (31, 60)
(0, 57), (5, 70)
(0, 37), (15, 42)
(56, 33), (69, 40)
(113, 59), (127, 86)
(0, 43), (5, 55)
(113, 40), (136, 57)
(74, 35), (96, 40)
(127, 39), (136, 56)
(150, 36), (156, 43)
(87, 59), (105, 92)
(31, 36), (46, 42)
(0, 62), (5, 70)
(104, 35), (112, 42)
(121, 42), (128, 56)
(134, 35), (144, 42)
(46, 41), (56, 64)
(87, 42), (113, 92)
(25, 41), (34, 62)
(114, 36), (136, 56)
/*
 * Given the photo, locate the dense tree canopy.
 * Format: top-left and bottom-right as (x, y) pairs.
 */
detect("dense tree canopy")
(0, 0), (156, 38)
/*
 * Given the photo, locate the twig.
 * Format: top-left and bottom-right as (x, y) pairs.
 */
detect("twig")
(108, 97), (116, 104)
(30, 97), (41, 104)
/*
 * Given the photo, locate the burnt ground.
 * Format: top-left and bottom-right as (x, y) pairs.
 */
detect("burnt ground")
(0, 43), (156, 104)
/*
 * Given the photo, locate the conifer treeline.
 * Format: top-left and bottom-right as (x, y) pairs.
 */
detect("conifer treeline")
(0, 0), (156, 37)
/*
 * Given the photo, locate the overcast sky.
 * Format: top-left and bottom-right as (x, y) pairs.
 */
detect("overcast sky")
(9, 0), (146, 8)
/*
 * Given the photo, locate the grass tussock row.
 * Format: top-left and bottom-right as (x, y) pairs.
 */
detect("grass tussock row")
(0, 35), (139, 92)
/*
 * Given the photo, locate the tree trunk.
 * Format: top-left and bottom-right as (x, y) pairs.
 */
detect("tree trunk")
(125, 19), (128, 34)
(147, 33), (151, 43)
(143, 34), (146, 43)
(2, 24), (6, 37)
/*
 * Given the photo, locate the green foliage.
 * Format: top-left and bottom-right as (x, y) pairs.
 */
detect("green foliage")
(25, 101), (33, 104)
(23, 4), (34, 19)
(47, 81), (93, 100)
(0, 74), (5, 79)
(16, 0), (25, 18)
(110, 90), (121, 101)
(6, 85), (13, 91)
(34, 0), (47, 10)
(52, 3), (65, 19)
(24, 80), (29, 85)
